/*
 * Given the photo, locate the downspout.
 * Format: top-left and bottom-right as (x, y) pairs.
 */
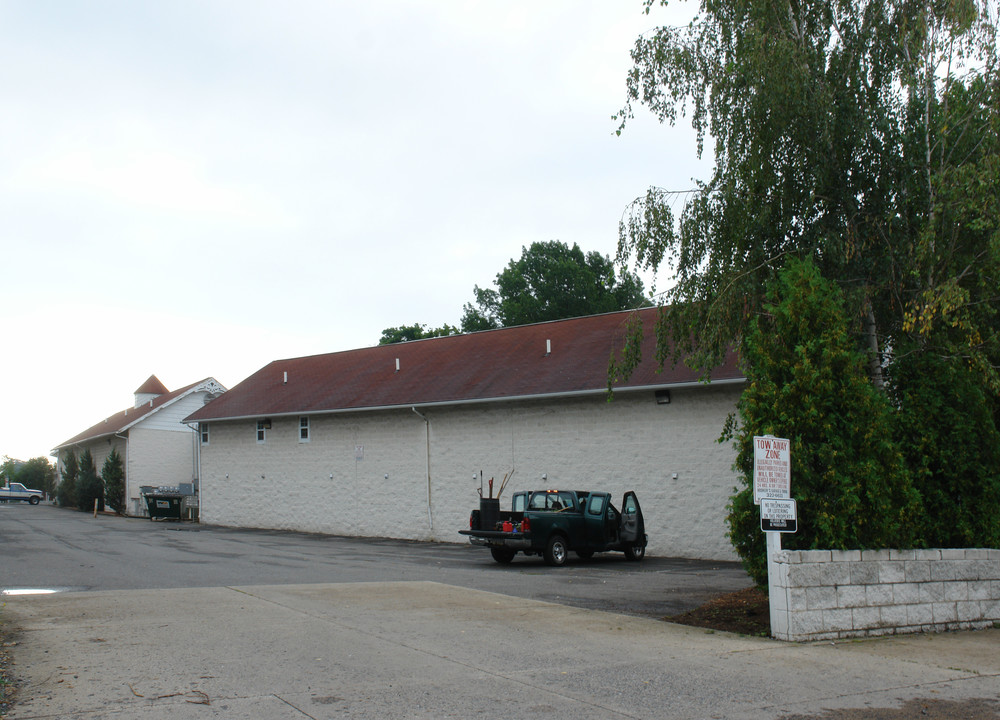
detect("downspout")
(411, 407), (432, 533)
(185, 422), (202, 522)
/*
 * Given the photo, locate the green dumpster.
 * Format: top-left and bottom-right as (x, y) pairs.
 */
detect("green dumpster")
(144, 494), (184, 521)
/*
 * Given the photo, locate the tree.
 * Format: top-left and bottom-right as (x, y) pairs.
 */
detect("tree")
(102, 448), (126, 515)
(725, 258), (919, 584)
(379, 323), (460, 345)
(612, 0), (999, 556)
(16, 457), (56, 498)
(887, 349), (1000, 549)
(613, 0), (999, 388)
(461, 241), (647, 331)
(76, 449), (103, 512)
(0, 456), (17, 485)
(58, 451), (78, 507)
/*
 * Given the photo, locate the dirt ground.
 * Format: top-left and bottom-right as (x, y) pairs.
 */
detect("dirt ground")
(665, 585), (771, 636)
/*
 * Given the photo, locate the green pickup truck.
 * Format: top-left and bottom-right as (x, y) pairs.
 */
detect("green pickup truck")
(459, 489), (647, 566)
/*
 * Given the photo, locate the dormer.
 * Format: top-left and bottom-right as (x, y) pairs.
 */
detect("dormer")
(134, 375), (169, 408)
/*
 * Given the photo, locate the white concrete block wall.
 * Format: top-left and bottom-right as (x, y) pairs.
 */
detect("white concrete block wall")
(200, 384), (743, 560)
(771, 548), (1000, 641)
(128, 427), (199, 495)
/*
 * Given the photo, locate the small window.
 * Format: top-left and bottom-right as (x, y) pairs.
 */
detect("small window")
(200, 423), (210, 446)
(299, 416), (310, 442)
(256, 420), (266, 444)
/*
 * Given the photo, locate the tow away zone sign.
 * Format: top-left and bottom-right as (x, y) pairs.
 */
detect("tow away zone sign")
(760, 498), (797, 533)
(753, 435), (790, 504)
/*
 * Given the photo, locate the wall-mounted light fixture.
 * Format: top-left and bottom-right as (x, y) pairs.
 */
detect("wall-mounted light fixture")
(655, 390), (671, 405)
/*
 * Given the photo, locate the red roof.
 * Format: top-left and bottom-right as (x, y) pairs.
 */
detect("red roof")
(185, 309), (743, 423)
(134, 374), (169, 396)
(53, 379), (208, 451)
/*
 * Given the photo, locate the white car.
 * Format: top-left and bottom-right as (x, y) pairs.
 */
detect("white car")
(0, 482), (44, 504)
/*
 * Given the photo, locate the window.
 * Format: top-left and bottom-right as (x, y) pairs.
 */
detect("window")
(256, 420), (266, 444)
(299, 416), (310, 442)
(200, 423), (210, 446)
(528, 491), (576, 511)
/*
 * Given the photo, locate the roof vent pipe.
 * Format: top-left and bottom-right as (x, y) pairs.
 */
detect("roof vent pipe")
(395, 358), (400, 373)
(283, 371), (288, 384)
(545, 339), (551, 356)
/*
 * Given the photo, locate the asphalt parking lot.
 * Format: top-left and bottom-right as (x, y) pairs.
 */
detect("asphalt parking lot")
(0, 503), (752, 618)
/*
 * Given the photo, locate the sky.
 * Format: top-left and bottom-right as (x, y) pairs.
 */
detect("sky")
(0, 1), (707, 463)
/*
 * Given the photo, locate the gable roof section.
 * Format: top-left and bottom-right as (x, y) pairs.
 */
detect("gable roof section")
(52, 378), (226, 453)
(185, 309), (743, 424)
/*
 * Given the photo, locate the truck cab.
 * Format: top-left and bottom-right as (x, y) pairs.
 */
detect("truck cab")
(0, 482), (44, 504)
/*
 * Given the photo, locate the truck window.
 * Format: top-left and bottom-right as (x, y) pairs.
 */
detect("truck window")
(588, 494), (605, 515)
(528, 491), (576, 511)
(511, 494), (526, 513)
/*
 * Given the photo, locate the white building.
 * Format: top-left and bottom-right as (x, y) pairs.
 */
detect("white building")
(52, 375), (226, 516)
(185, 310), (745, 560)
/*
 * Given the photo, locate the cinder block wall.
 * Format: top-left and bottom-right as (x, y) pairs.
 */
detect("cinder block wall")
(199, 385), (744, 561)
(769, 548), (1000, 641)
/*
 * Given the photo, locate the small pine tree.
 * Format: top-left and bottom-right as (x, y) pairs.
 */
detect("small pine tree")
(725, 257), (920, 585)
(102, 448), (126, 515)
(58, 451), (79, 507)
(76, 449), (104, 512)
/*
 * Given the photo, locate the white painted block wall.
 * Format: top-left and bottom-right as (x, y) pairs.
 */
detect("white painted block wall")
(199, 384), (743, 561)
(770, 548), (1000, 641)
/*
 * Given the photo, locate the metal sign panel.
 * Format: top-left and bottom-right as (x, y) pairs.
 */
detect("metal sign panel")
(760, 498), (797, 533)
(753, 435), (791, 504)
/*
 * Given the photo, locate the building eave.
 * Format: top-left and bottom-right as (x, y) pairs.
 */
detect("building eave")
(190, 376), (746, 424)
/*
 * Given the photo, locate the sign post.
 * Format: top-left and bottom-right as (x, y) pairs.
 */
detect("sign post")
(753, 435), (794, 639)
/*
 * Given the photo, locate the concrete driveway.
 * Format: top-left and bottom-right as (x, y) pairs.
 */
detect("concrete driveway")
(5, 582), (1000, 719)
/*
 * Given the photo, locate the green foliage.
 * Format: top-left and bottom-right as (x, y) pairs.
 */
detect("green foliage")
(101, 448), (126, 515)
(614, 0), (1000, 386)
(888, 348), (1000, 549)
(75, 448), (104, 513)
(378, 323), (460, 345)
(726, 258), (919, 585)
(614, 0), (999, 563)
(58, 451), (78, 508)
(461, 240), (647, 331)
(15, 457), (56, 497)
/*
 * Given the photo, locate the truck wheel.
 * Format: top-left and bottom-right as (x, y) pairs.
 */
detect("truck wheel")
(544, 535), (568, 567)
(625, 543), (645, 561)
(29, 496), (40, 505)
(490, 547), (516, 564)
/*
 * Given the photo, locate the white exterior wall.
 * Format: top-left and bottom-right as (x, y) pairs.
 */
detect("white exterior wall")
(200, 384), (742, 561)
(128, 427), (197, 493)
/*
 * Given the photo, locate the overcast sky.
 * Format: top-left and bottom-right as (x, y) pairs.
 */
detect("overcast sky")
(1, 1), (706, 463)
